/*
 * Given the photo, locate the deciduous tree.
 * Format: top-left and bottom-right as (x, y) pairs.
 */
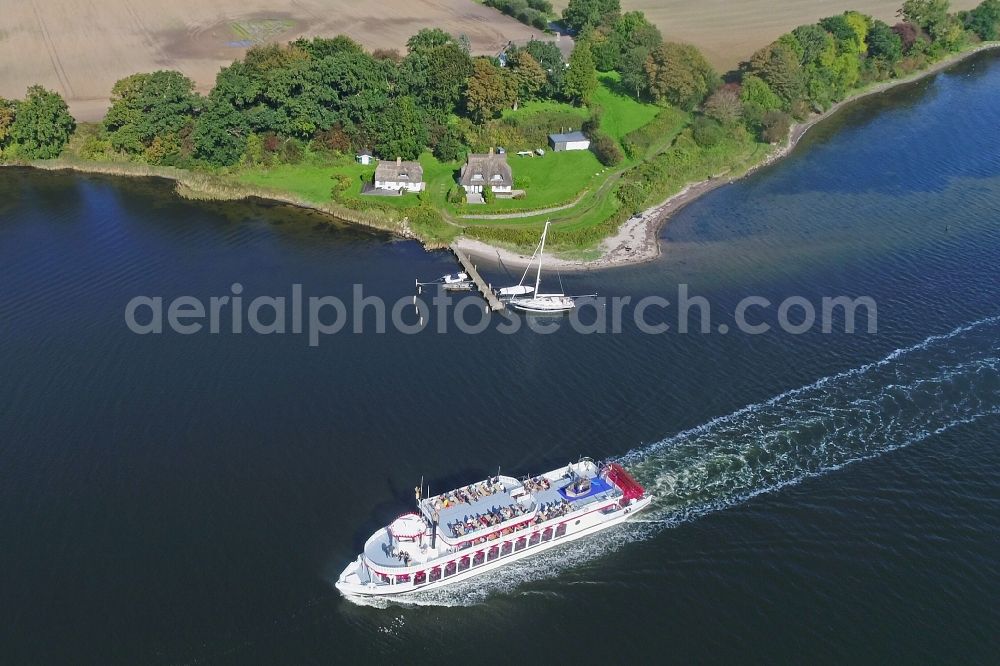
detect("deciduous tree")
(644, 42), (718, 110)
(561, 0), (621, 33)
(10, 85), (75, 159)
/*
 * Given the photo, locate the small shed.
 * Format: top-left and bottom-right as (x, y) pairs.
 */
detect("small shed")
(548, 131), (590, 152)
(356, 151), (374, 165)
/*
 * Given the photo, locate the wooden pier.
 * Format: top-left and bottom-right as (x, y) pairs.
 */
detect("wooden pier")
(450, 245), (505, 311)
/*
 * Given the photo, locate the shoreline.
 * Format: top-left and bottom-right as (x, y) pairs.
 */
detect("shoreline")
(452, 41), (1000, 272)
(4, 42), (997, 272)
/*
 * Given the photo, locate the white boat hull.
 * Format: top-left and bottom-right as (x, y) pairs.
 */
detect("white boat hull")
(335, 495), (652, 598)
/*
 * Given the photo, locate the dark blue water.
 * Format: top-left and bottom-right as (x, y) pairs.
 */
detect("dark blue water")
(2, 54), (999, 664)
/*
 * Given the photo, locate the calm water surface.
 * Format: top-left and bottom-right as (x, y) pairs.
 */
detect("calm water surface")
(1, 54), (999, 664)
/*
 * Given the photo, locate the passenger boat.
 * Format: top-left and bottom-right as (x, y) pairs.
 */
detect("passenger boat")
(335, 458), (651, 597)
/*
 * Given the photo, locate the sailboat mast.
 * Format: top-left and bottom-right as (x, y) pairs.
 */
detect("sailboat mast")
(535, 221), (549, 296)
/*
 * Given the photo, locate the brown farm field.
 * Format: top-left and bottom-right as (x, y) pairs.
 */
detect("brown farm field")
(550, 0), (980, 71)
(0, 0), (543, 121)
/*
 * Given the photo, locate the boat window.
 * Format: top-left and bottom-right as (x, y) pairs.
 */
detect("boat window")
(542, 528), (553, 542)
(458, 556), (470, 572)
(429, 568), (442, 582)
(488, 546), (499, 561)
(555, 523), (567, 538)
(529, 532), (541, 546)
(515, 537), (526, 551)
(473, 551), (485, 566)
(444, 561), (456, 577)
(500, 542), (513, 556)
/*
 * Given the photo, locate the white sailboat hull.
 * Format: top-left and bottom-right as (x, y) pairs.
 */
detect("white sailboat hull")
(510, 294), (575, 313)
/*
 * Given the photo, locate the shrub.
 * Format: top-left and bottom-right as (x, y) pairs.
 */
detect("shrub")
(447, 185), (466, 204)
(330, 173), (353, 200)
(281, 138), (304, 164)
(691, 117), (724, 147)
(312, 124), (352, 154)
(514, 174), (532, 189)
(483, 185), (496, 203)
(760, 110), (791, 144)
(590, 132), (623, 166)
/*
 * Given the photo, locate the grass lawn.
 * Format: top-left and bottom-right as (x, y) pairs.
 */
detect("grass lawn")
(453, 150), (606, 213)
(235, 152), (460, 208)
(592, 72), (660, 144)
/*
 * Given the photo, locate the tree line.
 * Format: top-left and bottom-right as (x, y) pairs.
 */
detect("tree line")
(1, 0), (998, 173)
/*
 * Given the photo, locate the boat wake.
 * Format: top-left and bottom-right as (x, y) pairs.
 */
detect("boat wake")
(346, 316), (1000, 608)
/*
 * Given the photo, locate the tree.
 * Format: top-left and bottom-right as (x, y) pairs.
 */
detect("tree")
(760, 110), (791, 143)
(703, 86), (743, 125)
(620, 46), (652, 98)
(740, 74), (782, 126)
(748, 41), (804, 106)
(521, 39), (565, 97)
(407, 28), (453, 53)
(561, 0), (621, 33)
(10, 86), (75, 159)
(372, 96), (427, 160)
(892, 22), (922, 52)
(793, 24), (833, 65)
(563, 41), (599, 104)
(103, 71), (200, 156)
(901, 0), (962, 48)
(0, 98), (16, 151)
(644, 42), (718, 111)
(507, 50), (547, 107)
(843, 11), (872, 54)
(465, 59), (515, 121)
(820, 14), (866, 54)
(193, 95), (249, 166)
(401, 41), (473, 116)
(962, 0), (1000, 40)
(867, 20), (904, 63)
(292, 36), (363, 59)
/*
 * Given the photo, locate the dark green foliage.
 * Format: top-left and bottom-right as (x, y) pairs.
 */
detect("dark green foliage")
(561, 0), (621, 33)
(373, 96), (427, 160)
(792, 24), (831, 65)
(563, 41), (599, 104)
(615, 179), (647, 214)
(485, 0), (551, 30)
(430, 123), (466, 162)
(292, 36), (363, 59)
(193, 96), (249, 166)
(962, 0), (1000, 40)
(519, 40), (565, 98)
(103, 71), (199, 157)
(447, 185), (466, 204)
(747, 42), (805, 107)
(820, 15), (862, 52)
(330, 173), (353, 200)
(9, 85), (75, 159)
(483, 185), (496, 203)
(589, 132), (623, 165)
(406, 29), (453, 54)
(868, 20), (904, 62)
(401, 40), (473, 116)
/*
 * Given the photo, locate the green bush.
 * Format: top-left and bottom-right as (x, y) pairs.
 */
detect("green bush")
(589, 132), (623, 166)
(691, 117), (724, 148)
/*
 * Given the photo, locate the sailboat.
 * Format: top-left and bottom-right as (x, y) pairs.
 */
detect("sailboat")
(508, 221), (576, 314)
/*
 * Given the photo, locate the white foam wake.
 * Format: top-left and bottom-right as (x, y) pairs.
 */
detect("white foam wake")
(351, 316), (1000, 608)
